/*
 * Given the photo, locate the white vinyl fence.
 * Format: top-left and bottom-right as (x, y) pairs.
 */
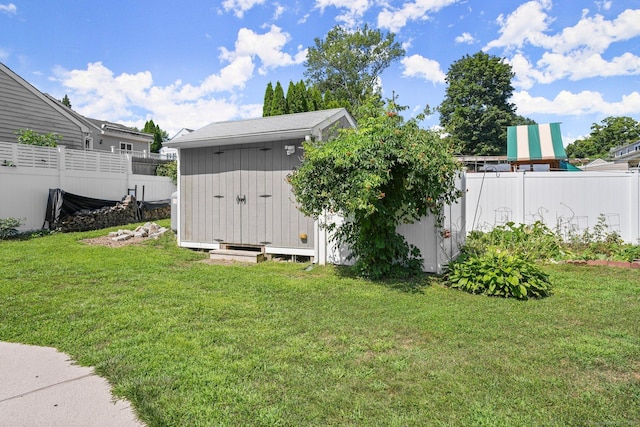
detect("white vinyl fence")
(466, 170), (640, 244)
(0, 142), (176, 231)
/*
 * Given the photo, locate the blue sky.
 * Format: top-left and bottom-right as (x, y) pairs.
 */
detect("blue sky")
(1, 0), (639, 146)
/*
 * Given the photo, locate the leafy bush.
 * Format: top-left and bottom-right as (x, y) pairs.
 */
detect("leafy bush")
(464, 221), (563, 262)
(156, 160), (177, 184)
(0, 217), (23, 239)
(16, 128), (62, 147)
(448, 249), (552, 300)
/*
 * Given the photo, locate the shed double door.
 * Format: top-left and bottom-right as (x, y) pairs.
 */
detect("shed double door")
(213, 145), (273, 246)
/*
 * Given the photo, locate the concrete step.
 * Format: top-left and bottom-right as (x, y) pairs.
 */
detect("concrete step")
(209, 249), (265, 263)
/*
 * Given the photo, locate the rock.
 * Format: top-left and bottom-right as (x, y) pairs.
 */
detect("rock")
(112, 234), (133, 242)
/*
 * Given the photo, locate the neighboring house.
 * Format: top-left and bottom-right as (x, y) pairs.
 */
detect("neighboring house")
(43, 95), (153, 154)
(580, 158), (628, 171)
(81, 117), (152, 154)
(160, 128), (193, 160)
(0, 62), (89, 148)
(610, 140), (640, 167)
(166, 108), (357, 258)
(1, 61), (152, 154)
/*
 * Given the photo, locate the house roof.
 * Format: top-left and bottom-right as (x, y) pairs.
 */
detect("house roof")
(1, 62), (90, 134)
(166, 108), (356, 149)
(43, 94), (153, 143)
(507, 123), (566, 162)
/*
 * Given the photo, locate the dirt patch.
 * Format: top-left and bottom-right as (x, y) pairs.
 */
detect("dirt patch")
(81, 236), (147, 247)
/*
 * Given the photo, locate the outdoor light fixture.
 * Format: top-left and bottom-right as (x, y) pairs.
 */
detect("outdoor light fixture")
(285, 145), (295, 155)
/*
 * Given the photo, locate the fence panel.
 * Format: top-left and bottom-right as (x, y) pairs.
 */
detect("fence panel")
(0, 141), (175, 231)
(466, 171), (640, 243)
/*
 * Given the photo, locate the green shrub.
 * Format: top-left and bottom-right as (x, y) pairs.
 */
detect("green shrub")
(156, 160), (177, 184)
(0, 217), (23, 239)
(16, 128), (61, 147)
(447, 249), (552, 300)
(464, 221), (563, 262)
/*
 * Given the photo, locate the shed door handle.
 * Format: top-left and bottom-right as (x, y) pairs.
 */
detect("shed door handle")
(236, 195), (246, 204)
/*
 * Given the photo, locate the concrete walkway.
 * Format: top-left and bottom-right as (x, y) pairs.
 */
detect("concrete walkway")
(0, 342), (145, 427)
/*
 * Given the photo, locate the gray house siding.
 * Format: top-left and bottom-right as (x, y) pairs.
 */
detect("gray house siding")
(180, 139), (314, 249)
(0, 65), (84, 148)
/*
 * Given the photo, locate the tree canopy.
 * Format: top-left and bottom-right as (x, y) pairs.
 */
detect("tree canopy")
(142, 120), (169, 153)
(439, 51), (530, 156)
(61, 94), (72, 108)
(304, 25), (404, 117)
(566, 116), (640, 159)
(290, 100), (461, 279)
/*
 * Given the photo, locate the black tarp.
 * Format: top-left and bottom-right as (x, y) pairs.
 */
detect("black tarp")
(43, 189), (170, 230)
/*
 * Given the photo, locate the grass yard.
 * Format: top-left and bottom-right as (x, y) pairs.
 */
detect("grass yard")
(1, 222), (639, 426)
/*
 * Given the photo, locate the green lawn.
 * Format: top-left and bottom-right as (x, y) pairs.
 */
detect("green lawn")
(1, 222), (639, 426)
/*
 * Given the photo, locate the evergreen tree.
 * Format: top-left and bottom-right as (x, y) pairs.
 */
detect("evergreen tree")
(296, 80), (309, 112)
(61, 94), (71, 108)
(307, 86), (324, 111)
(263, 82), (274, 117)
(270, 81), (287, 116)
(142, 119), (168, 153)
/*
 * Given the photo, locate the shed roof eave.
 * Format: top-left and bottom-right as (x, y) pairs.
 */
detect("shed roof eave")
(166, 128), (316, 149)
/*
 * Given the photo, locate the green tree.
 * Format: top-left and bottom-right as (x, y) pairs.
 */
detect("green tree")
(263, 82), (274, 117)
(566, 116), (640, 159)
(304, 25), (404, 117)
(439, 51), (524, 156)
(61, 94), (72, 108)
(143, 120), (168, 153)
(307, 86), (324, 111)
(286, 80), (305, 113)
(16, 128), (61, 147)
(290, 99), (462, 279)
(269, 81), (287, 116)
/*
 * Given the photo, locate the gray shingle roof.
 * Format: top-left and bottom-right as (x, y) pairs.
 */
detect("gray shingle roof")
(167, 108), (355, 148)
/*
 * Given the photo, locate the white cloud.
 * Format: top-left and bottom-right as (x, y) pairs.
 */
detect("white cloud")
(377, 0), (460, 33)
(486, 3), (640, 85)
(455, 32), (476, 44)
(222, 0), (265, 18)
(52, 26), (304, 134)
(220, 25), (306, 75)
(513, 89), (640, 117)
(0, 3), (16, 14)
(273, 3), (285, 20)
(483, 0), (553, 52)
(314, 0), (371, 28)
(401, 54), (446, 84)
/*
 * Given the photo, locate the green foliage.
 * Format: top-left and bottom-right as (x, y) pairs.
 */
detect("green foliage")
(286, 80), (308, 113)
(439, 51), (530, 156)
(0, 217), (23, 239)
(269, 81), (287, 116)
(142, 120), (168, 153)
(16, 128), (61, 147)
(61, 94), (72, 108)
(464, 221), (563, 262)
(448, 249), (552, 300)
(290, 100), (462, 279)
(565, 116), (640, 159)
(563, 214), (638, 261)
(156, 160), (177, 184)
(263, 82), (274, 116)
(304, 25), (404, 118)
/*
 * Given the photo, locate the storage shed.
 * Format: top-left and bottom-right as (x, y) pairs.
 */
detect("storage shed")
(166, 108), (357, 259)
